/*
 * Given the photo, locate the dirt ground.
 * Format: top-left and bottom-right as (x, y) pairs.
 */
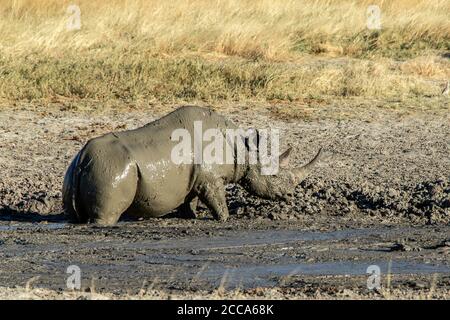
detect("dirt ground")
(0, 102), (449, 299)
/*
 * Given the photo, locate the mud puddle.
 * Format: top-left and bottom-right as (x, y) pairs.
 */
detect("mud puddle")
(199, 261), (450, 288)
(0, 222), (448, 293)
(130, 227), (392, 250)
(0, 223), (66, 232)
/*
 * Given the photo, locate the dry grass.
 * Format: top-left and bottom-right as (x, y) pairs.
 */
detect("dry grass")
(1, 272), (448, 300)
(1, 285), (448, 300)
(0, 0), (448, 108)
(1, 0), (449, 58)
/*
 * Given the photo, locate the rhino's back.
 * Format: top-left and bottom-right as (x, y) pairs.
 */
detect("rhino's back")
(118, 105), (238, 172)
(140, 105), (236, 135)
(119, 106), (238, 216)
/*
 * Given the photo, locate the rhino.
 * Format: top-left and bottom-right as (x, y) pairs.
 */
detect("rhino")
(63, 106), (323, 226)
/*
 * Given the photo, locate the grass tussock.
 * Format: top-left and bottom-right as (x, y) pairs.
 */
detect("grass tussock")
(0, 0), (449, 107)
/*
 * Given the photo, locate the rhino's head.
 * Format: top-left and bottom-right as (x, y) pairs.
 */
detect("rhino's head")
(240, 147), (323, 201)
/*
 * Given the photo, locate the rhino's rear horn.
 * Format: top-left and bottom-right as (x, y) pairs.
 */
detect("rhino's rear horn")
(279, 147), (292, 168)
(292, 148), (323, 182)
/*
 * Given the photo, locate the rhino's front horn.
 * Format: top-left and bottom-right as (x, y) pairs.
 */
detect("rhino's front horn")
(292, 148), (324, 183)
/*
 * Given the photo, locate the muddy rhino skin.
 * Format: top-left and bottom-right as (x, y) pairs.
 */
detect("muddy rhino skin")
(63, 106), (323, 225)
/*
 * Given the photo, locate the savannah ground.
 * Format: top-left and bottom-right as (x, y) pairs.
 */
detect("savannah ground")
(0, 0), (449, 299)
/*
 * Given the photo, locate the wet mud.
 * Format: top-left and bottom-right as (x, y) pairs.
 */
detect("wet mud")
(0, 219), (448, 296)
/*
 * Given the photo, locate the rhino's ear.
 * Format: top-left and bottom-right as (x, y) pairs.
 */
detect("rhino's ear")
(244, 128), (260, 153)
(279, 147), (292, 168)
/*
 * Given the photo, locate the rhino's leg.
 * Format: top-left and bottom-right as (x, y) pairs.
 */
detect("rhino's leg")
(196, 176), (229, 222)
(78, 160), (138, 226)
(178, 196), (198, 219)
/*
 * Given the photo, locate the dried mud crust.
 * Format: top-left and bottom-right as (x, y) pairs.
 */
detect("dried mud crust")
(0, 106), (448, 224)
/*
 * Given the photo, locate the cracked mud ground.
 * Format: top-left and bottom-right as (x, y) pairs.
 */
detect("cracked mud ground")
(0, 104), (449, 299)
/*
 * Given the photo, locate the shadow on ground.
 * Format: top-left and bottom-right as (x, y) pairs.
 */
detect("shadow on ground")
(0, 207), (66, 223)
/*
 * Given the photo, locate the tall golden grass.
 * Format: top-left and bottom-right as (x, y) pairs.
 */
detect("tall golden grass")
(0, 0), (448, 107)
(0, 0), (450, 59)
(1, 0), (449, 58)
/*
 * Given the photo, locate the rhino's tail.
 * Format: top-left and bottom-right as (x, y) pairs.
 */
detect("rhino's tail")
(62, 144), (90, 223)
